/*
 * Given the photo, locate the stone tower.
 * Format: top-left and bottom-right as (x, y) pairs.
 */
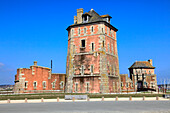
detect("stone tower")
(66, 8), (120, 93)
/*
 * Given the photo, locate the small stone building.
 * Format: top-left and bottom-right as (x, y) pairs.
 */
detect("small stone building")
(13, 61), (66, 93)
(128, 59), (157, 92)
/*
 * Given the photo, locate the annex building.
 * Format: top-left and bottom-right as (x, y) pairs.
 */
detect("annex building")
(13, 8), (158, 93)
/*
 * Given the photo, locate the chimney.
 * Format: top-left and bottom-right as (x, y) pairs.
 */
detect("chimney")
(148, 59), (153, 65)
(34, 61), (37, 66)
(74, 16), (77, 24)
(77, 8), (83, 24)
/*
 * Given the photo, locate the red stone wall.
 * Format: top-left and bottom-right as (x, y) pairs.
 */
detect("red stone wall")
(14, 64), (66, 93)
(73, 76), (100, 93)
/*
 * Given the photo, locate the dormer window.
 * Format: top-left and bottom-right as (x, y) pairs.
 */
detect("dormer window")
(83, 15), (89, 23)
(82, 13), (91, 23)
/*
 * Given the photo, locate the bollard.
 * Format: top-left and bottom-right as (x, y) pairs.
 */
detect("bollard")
(156, 96), (159, 100)
(57, 97), (59, 102)
(72, 97), (75, 102)
(115, 96), (118, 101)
(7, 99), (10, 103)
(41, 98), (44, 102)
(143, 96), (145, 101)
(25, 98), (28, 103)
(129, 96), (132, 101)
(102, 96), (104, 101)
(87, 97), (90, 101)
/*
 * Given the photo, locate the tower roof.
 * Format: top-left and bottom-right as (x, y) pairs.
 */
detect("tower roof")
(129, 61), (155, 69)
(67, 9), (118, 31)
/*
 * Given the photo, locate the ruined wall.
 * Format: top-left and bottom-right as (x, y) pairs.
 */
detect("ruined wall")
(14, 62), (66, 93)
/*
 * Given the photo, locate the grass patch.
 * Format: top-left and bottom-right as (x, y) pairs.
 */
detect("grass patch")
(0, 93), (165, 100)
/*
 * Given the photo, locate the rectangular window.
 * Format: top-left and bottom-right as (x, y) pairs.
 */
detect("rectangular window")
(126, 83), (129, 88)
(81, 39), (85, 47)
(131, 83), (133, 88)
(43, 81), (46, 88)
(52, 82), (55, 88)
(84, 28), (86, 33)
(121, 82), (123, 87)
(113, 82), (115, 92)
(78, 28), (80, 35)
(81, 65), (84, 75)
(117, 82), (119, 91)
(86, 82), (89, 92)
(25, 81), (28, 88)
(33, 81), (37, 88)
(60, 81), (64, 89)
(73, 66), (75, 74)
(91, 65), (94, 74)
(92, 43), (94, 52)
(73, 45), (75, 54)
(111, 44), (113, 54)
(108, 43), (110, 53)
(32, 67), (35, 75)
(103, 41), (105, 47)
(75, 83), (78, 92)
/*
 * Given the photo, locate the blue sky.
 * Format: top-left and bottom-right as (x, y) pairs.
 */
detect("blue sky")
(0, 0), (170, 85)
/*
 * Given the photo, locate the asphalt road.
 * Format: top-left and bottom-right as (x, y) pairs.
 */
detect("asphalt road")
(0, 101), (170, 113)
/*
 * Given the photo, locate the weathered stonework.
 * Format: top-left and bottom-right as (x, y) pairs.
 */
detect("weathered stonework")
(66, 8), (120, 93)
(13, 61), (66, 93)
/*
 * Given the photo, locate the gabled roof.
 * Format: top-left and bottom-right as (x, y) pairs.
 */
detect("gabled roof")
(129, 61), (155, 69)
(83, 9), (112, 23)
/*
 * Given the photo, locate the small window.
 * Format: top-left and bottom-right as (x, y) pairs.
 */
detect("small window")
(86, 82), (89, 92)
(84, 28), (86, 34)
(121, 82), (123, 87)
(91, 65), (94, 74)
(102, 28), (104, 33)
(33, 81), (37, 88)
(81, 65), (84, 75)
(131, 83), (133, 88)
(91, 26), (93, 32)
(108, 43), (110, 53)
(60, 81), (64, 89)
(113, 82), (115, 91)
(75, 83), (78, 92)
(52, 82), (55, 88)
(110, 29), (111, 36)
(43, 81), (46, 88)
(72, 29), (74, 36)
(25, 81), (28, 88)
(84, 16), (87, 21)
(126, 83), (129, 88)
(103, 41), (105, 47)
(91, 43), (94, 52)
(73, 45), (75, 54)
(78, 28), (80, 35)
(73, 65), (75, 74)
(81, 39), (85, 47)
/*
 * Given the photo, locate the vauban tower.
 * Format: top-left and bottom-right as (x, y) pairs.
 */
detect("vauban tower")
(66, 8), (120, 93)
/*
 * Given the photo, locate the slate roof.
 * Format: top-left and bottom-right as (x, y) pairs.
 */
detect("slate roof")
(129, 61), (155, 69)
(67, 9), (118, 31)
(82, 9), (112, 23)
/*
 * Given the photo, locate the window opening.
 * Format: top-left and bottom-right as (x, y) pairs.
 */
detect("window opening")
(81, 39), (85, 47)
(92, 43), (94, 52)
